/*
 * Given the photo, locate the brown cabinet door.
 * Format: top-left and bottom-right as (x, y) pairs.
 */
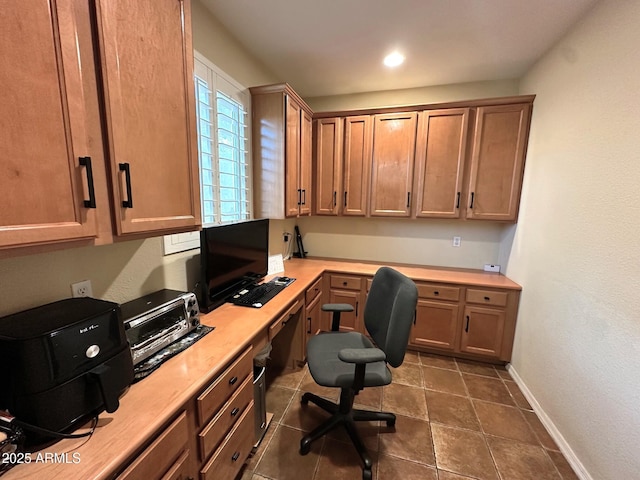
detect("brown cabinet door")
(460, 306), (506, 358)
(314, 118), (343, 215)
(0, 0), (98, 248)
(306, 294), (323, 344)
(343, 116), (373, 216)
(299, 109), (313, 215)
(95, 0), (200, 235)
(466, 103), (531, 221)
(413, 109), (469, 218)
(284, 96), (302, 217)
(327, 289), (361, 333)
(370, 112), (418, 216)
(411, 299), (460, 351)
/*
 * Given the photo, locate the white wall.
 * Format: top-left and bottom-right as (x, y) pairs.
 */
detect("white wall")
(505, 1), (640, 478)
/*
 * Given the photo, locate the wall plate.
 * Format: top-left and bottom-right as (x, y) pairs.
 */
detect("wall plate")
(483, 264), (501, 273)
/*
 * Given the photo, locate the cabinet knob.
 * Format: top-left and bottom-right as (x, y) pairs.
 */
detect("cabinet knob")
(484, 296), (490, 301)
(231, 407), (240, 417)
(232, 452), (240, 462)
(229, 376), (238, 385)
(343, 281), (347, 286)
(433, 291), (439, 296)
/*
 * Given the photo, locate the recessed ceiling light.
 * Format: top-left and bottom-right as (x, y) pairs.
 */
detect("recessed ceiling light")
(383, 51), (405, 68)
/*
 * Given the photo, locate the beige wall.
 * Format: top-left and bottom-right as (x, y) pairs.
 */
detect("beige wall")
(505, 1), (640, 478)
(305, 79), (518, 112)
(0, 0), (279, 317)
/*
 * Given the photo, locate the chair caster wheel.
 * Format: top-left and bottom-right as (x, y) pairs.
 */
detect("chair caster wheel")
(362, 468), (372, 480)
(300, 438), (311, 455)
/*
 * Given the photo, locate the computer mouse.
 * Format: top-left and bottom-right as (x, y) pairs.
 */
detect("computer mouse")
(277, 276), (290, 282)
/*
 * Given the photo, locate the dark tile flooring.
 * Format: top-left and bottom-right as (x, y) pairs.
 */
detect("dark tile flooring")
(238, 351), (579, 480)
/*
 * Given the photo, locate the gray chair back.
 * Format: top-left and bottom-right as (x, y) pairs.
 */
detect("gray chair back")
(363, 267), (418, 368)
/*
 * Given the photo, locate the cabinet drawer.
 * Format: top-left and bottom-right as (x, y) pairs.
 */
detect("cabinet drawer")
(269, 297), (303, 341)
(118, 412), (189, 480)
(330, 274), (362, 290)
(416, 283), (460, 301)
(200, 403), (255, 480)
(197, 347), (252, 425)
(161, 449), (191, 480)
(305, 277), (322, 304)
(199, 374), (253, 462)
(466, 289), (508, 307)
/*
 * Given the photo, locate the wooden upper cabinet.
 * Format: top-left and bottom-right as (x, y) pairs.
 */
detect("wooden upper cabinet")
(94, 0), (200, 234)
(413, 109), (469, 218)
(285, 97), (302, 217)
(251, 84), (313, 219)
(299, 110), (313, 216)
(466, 103), (531, 221)
(343, 116), (373, 216)
(0, 0), (98, 248)
(313, 118), (343, 215)
(370, 112), (418, 217)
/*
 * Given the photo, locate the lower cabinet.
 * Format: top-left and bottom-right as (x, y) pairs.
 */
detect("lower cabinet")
(409, 283), (519, 363)
(305, 276), (323, 343)
(324, 273), (366, 333)
(194, 347), (254, 480)
(117, 411), (190, 480)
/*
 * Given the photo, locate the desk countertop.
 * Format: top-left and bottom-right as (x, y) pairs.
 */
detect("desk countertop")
(2, 259), (520, 479)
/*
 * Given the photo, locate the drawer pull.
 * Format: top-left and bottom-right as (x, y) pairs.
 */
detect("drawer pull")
(231, 407), (240, 417)
(433, 291), (439, 296)
(119, 162), (134, 208)
(229, 376), (238, 386)
(465, 315), (470, 333)
(232, 452), (240, 462)
(484, 296), (490, 301)
(79, 157), (96, 208)
(343, 281), (347, 286)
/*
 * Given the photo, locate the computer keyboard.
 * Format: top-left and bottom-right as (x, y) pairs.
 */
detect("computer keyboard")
(230, 282), (286, 307)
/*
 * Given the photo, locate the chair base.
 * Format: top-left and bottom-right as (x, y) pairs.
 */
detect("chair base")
(299, 390), (396, 480)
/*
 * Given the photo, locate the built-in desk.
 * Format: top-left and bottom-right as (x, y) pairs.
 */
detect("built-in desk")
(2, 259), (521, 480)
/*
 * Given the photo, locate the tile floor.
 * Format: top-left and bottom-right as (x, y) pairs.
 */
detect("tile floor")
(238, 351), (579, 480)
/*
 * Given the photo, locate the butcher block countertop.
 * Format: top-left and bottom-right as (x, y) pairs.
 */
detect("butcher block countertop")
(2, 258), (520, 479)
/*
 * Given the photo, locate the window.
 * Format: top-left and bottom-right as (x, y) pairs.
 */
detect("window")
(194, 52), (252, 225)
(163, 53), (252, 255)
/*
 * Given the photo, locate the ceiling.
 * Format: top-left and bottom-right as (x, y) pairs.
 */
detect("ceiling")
(201, 0), (599, 98)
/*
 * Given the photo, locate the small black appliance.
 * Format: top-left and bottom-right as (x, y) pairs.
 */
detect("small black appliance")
(0, 298), (134, 440)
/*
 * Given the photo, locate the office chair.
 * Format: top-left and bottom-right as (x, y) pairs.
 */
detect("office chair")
(299, 267), (418, 480)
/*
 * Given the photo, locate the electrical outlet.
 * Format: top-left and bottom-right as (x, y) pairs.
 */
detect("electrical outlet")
(484, 264), (501, 273)
(452, 236), (461, 247)
(71, 280), (93, 298)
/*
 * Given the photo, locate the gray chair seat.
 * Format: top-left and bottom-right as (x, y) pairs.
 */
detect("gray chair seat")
(306, 332), (391, 389)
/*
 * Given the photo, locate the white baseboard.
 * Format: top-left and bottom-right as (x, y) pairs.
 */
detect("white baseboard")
(506, 364), (593, 480)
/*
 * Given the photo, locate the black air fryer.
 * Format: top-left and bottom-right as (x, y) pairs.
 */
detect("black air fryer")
(0, 298), (133, 439)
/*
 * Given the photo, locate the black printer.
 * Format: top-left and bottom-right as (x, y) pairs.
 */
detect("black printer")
(0, 297), (133, 440)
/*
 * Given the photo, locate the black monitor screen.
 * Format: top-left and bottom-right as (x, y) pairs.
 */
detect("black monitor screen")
(200, 218), (269, 311)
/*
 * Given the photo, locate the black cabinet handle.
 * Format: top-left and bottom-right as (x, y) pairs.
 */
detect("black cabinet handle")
(344, 191), (348, 207)
(119, 163), (133, 208)
(333, 191), (337, 207)
(231, 407), (240, 417)
(484, 296), (490, 301)
(413, 310), (417, 325)
(469, 192), (475, 209)
(297, 188), (302, 206)
(406, 192), (411, 208)
(456, 192), (460, 209)
(307, 316), (311, 334)
(434, 291), (439, 296)
(229, 376), (238, 385)
(355, 301), (359, 317)
(232, 452), (240, 462)
(302, 189), (306, 205)
(465, 315), (470, 333)
(79, 157), (96, 208)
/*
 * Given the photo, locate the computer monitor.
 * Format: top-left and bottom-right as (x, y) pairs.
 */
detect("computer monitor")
(199, 218), (269, 311)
